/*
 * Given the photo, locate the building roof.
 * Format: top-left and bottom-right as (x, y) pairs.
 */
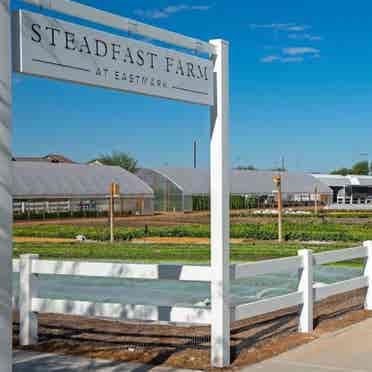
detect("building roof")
(312, 174), (351, 188)
(313, 174), (372, 188)
(13, 162), (153, 199)
(13, 154), (76, 164)
(140, 168), (332, 195)
(349, 176), (372, 187)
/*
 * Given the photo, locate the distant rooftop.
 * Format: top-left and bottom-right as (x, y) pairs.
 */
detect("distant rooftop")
(313, 174), (372, 187)
(13, 162), (153, 199)
(138, 168), (332, 195)
(13, 154), (75, 164)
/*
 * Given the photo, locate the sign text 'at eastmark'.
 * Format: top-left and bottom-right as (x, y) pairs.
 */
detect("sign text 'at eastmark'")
(13, 10), (214, 106)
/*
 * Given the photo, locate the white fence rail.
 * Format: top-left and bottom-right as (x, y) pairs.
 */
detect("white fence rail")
(13, 201), (71, 214)
(12, 241), (372, 362)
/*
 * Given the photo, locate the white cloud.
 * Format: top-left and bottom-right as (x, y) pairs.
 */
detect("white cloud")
(286, 25), (307, 32)
(283, 47), (320, 56)
(250, 23), (308, 32)
(260, 55), (304, 64)
(288, 33), (323, 41)
(260, 55), (281, 63)
(281, 56), (304, 63)
(134, 4), (213, 19)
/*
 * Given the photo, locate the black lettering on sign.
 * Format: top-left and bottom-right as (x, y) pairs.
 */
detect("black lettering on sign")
(79, 36), (91, 54)
(45, 26), (61, 47)
(123, 47), (134, 64)
(166, 57), (174, 72)
(95, 39), (108, 57)
(147, 52), (157, 69)
(136, 50), (145, 66)
(31, 23), (41, 43)
(112, 43), (121, 61)
(198, 65), (208, 81)
(65, 31), (76, 51)
(186, 62), (195, 78)
(176, 60), (185, 76)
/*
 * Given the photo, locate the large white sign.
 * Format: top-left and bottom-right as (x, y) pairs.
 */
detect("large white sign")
(13, 10), (214, 106)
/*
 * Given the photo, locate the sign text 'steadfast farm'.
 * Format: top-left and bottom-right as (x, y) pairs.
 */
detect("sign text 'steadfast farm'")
(13, 10), (214, 105)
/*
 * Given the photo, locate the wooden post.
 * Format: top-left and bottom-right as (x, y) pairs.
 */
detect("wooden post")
(20, 254), (39, 345)
(110, 183), (120, 243)
(273, 175), (283, 243)
(0, 1), (13, 369)
(110, 184), (114, 243)
(314, 186), (319, 216)
(210, 39), (230, 368)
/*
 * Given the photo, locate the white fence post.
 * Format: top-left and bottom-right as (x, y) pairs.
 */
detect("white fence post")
(298, 249), (313, 333)
(209, 38), (230, 368)
(20, 254), (39, 345)
(363, 241), (372, 310)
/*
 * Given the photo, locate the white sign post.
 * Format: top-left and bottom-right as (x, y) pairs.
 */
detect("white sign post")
(210, 39), (230, 368)
(2, 1), (230, 369)
(0, 1), (13, 372)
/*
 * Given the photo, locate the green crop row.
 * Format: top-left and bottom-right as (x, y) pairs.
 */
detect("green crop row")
(13, 221), (372, 242)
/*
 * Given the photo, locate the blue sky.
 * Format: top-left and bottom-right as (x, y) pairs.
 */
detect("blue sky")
(11, 0), (372, 172)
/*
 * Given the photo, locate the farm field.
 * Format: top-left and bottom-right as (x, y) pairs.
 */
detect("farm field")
(13, 210), (372, 264)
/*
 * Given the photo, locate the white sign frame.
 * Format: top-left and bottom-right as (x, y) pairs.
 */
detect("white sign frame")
(13, 10), (214, 106)
(0, 0), (230, 369)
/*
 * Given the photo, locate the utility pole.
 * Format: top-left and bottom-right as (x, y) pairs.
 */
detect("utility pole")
(109, 183), (120, 243)
(273, 175), (283, 243)
(193, 140), (197, 168)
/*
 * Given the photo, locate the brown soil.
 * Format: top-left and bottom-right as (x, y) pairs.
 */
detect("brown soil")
(14, 237), (76, 243)
(13, 288), (372, 371)
(132, 237), (246, 245)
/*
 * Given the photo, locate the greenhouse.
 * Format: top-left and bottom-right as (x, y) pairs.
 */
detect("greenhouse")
(13, 162), (154, 218)
(136, 168), (332, 212)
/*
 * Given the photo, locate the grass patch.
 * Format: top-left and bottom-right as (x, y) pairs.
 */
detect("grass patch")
(13, 241), (353, 264)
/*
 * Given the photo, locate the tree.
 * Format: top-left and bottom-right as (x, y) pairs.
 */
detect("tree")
(330, 161), (369, 176)
(351, 161), (369, 175)
(92, 151), (138, 173)
(330, 168), (350, 176)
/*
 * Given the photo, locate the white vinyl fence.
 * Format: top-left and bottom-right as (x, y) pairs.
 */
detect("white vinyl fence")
(13, 241), (372, 363)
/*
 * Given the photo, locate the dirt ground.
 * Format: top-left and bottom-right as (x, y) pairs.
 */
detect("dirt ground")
(14, 210), (372, 228)
(14, 237), (76, 243)
(13, 288), (372, 371)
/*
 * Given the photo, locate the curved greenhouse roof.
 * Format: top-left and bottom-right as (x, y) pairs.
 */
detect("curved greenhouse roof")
(12, 162), (153, 199)
(139, 168), (332, 195)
